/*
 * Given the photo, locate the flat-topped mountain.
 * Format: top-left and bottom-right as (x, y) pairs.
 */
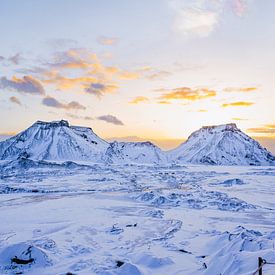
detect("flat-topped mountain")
(0, 120), (109, 162)
(168, 123), (275, 165)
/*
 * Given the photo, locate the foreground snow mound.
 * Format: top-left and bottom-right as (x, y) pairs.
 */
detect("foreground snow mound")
(0, 242), (51, 274)
(204, 226), (275, 275)
(168, 123), (275, 166)
(104, 141), (168, 165)
(0, 120), (109, 162)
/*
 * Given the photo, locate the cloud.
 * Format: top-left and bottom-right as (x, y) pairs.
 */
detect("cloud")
(158, 87), (216, 102)
(231, 0), (247, 17)
(170, 0), (249, 37)
(170, 0), (220, 37)
(9, 96), (21, 105)
(97, 115), (124, 126)
(97, 36), (118, 46)
(157, 100), (171, 104)
(129, 96), (149, 104)
(232, 117), (248, 121)
(47, 49), (98, 70)
(8, 53), (22, 65)
(0, 76), (45, 95)
(46, 38), (78, 48)
(66, 113), (93, 120)
(85, 82), (118, 97)
(175, 7), (218, 37)
(146, 70), (172, 80)
(118, 71), (139, 80)
(42, 96), (86, 110)
(224, 87), (257, 92)
(0, 53), (22, 65)
(221, 101), (254, 107)
(247, 125), (275, 135)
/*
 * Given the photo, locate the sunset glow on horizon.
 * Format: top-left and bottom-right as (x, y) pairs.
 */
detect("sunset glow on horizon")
(0, 0), (274, 152)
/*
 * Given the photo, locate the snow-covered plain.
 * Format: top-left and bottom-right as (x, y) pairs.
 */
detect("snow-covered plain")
(0, 160), (275, 274)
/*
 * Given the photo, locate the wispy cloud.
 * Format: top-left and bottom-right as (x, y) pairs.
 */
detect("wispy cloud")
(0, 76), (45, 95)
(8, 53), (22, 65)
(66, 113), (93, 120)
(170, 0), (249, 37)
(0, 53), (22, 65)
(42, 96), (86, 110)
(9, 96), (21, 105)
(97, 115), (124, 126)
(157, 100), (171, 104)
(221, 101), (254, 107)
(247, 125), (275, 135)
(224, 87), (257, 92)
(158, 87), (216, 102)
(146, 70), (172, 80)
(232, 117), (248, 121)
(129, 96), (149, 104)
(97, 36), (118, 46)
(231, 0), (247, 17)
(85, 82), (118, 97)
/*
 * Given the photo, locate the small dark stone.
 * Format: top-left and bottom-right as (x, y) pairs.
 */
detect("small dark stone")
(126, 223), (137, 227)
(116, 260), (124, 267)
(11, 256), (34, 265)
(179, 249), (192, 254)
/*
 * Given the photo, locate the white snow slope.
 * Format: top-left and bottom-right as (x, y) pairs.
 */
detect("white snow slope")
(0, 163), (275, 274)
(104, 141), (168, 165)
(0, 120), (109, 162)
(168, 123), (275, 166)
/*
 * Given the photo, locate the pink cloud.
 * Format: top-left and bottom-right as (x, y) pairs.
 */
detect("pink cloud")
(231, 0), (247, 17)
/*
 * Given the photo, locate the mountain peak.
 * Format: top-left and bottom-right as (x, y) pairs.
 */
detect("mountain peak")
(169, 123), (275, 166)
(0, 119), (108, 161)
(201, 123), (238, 131)
(34, 120), (69, 128)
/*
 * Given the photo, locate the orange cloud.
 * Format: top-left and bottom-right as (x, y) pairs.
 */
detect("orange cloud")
(224, 87), (257, 92)
(97, 36), (118, 45)
(221, 101), (254, 107)
(157, 100), (171, 104)
(247, 125), (275, 135)
(129, 96), (149, 104)
(232, 117), (248, 121)
(118, 71), (139, 80)
(158, 87), (216, 102)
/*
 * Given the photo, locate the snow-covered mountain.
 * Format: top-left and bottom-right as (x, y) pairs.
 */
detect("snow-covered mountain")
(1, 121), (274, 166)
(168, 123), (275, 166)
(0, 120), (109, 162)
(104, 141), (167, 165)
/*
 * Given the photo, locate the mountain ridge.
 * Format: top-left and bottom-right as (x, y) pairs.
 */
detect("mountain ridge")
(0, 120), (274, 166)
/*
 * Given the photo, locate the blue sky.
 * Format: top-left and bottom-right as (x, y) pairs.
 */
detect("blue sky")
(0, 0), (275, 151)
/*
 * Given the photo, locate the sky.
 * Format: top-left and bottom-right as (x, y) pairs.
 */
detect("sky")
(0, 0), (275, 152)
